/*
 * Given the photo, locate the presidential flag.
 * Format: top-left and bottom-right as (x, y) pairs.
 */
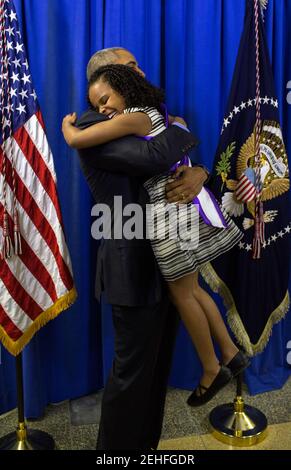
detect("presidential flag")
(201, 0), (290, 356)
(0, 0), (77, 355)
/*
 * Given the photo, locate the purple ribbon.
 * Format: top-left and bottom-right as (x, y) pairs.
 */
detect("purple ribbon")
(169, 155), (227, 228)
(141, 104), (228, 228)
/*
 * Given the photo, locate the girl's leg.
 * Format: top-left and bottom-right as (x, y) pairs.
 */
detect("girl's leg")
(191, 271), (238, 364)
(167, 273), (220, 390)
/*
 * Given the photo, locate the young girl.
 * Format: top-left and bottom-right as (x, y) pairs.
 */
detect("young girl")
(62, 64), (249, 406)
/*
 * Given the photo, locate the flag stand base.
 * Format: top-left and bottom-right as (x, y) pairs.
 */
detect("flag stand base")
(0, 353), (56, 451)
(209, 374), (268, 447)
(0, 423), (55, 450)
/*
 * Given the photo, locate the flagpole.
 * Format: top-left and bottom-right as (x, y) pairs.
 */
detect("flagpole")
(209, 372), (268, 447)
(0, 353), (55, 450)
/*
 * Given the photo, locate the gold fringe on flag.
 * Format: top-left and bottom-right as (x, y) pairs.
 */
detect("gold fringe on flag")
(200, 262), (289, 356)
(259, 0), (268, 9)
(0, 287), (77, 356)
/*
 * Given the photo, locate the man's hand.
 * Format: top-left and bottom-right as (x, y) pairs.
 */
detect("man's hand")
(173, 116), (187, 127)
(168, 115), (187, 127)
(165, 165), (208, 204)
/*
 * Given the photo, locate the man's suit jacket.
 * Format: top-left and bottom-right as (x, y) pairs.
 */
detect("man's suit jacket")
(77, 110), (197, 306)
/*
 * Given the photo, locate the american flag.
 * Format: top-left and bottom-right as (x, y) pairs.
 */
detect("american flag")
(0, 0), (77, 355)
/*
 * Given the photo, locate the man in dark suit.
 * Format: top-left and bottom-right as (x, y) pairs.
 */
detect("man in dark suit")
(77, 48), (209, 450)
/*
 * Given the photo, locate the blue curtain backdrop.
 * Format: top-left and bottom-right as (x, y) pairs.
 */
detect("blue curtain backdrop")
(0, 0), (290, 417)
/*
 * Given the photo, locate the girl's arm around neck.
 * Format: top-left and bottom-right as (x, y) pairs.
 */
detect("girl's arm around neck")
(62, 112), (152, 149)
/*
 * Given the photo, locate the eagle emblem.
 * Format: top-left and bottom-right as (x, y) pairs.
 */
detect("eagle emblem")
(216, 120), (290, 229)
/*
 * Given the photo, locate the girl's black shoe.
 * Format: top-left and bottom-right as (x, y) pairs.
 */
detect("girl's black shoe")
(187, 365), (232, 407)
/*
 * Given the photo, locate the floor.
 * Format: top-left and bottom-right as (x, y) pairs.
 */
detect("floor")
(0, 378), (290, 450)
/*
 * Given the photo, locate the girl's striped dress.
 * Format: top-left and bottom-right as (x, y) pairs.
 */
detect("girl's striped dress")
(123, 106), (243, 281)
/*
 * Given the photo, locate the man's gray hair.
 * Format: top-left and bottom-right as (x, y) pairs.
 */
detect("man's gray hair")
(86, 47), (126, 81)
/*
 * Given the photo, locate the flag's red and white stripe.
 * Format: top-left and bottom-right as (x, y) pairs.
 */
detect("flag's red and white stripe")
(0, 112), (76, 355)
(235, 173), (256, 202)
